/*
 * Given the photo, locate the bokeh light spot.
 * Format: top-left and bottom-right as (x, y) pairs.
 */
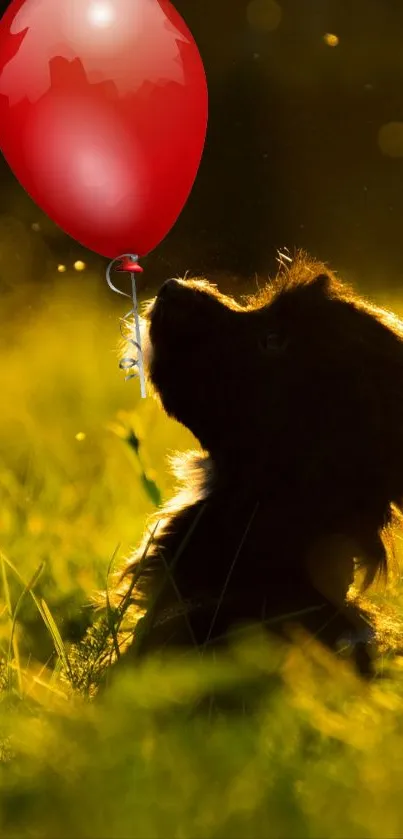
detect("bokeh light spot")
(57, 264), (67, 273)
(378, 122), (403, 158)
(74, 261), (86, 271)
(246, 0), (282, 33)
(324, 33), (339, 47)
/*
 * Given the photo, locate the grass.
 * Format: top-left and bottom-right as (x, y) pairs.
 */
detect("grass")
(1, 253), (403, 837)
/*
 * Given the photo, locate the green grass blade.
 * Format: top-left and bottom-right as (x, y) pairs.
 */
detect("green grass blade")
(0, 552), (72, 681)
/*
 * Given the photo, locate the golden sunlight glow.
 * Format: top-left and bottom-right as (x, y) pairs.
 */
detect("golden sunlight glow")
(74, 261), (86, 271)
(75, 432), (86, 441)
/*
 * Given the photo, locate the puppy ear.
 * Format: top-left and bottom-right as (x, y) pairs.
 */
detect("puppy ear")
(308, 273), (331, 293)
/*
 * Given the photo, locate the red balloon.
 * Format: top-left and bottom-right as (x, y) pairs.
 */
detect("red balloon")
(0, 0), (208, 259)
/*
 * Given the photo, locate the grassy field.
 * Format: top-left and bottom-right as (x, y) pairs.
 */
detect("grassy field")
(1, 257), (403, 838)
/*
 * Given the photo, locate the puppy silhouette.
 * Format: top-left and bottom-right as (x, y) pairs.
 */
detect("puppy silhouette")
(114, 252), (403, 676)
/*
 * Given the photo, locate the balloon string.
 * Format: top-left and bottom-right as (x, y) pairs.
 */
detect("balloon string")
(106, 254), (147, 399)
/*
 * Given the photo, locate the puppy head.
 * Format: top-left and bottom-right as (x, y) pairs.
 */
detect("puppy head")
(143, 257), (403, 470)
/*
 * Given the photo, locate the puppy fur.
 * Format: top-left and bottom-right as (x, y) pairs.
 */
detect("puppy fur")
(113, 252), (403, 675)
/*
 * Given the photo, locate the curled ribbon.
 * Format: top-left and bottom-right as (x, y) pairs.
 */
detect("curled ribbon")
(106, 254), (147, 399)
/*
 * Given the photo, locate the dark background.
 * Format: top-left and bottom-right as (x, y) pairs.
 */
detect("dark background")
(1, 0), (403, 294)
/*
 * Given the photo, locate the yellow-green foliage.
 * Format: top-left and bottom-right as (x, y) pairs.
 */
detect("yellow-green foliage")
(0, 268), (196, 664)
(1, 634), (403, 838)
(1, 260), (403, 837)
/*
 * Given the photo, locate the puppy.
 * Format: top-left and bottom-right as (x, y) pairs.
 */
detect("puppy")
(113, 252), (403, 676)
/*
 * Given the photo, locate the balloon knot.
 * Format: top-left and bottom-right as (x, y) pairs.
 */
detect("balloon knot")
(118, 256), (143, 273)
